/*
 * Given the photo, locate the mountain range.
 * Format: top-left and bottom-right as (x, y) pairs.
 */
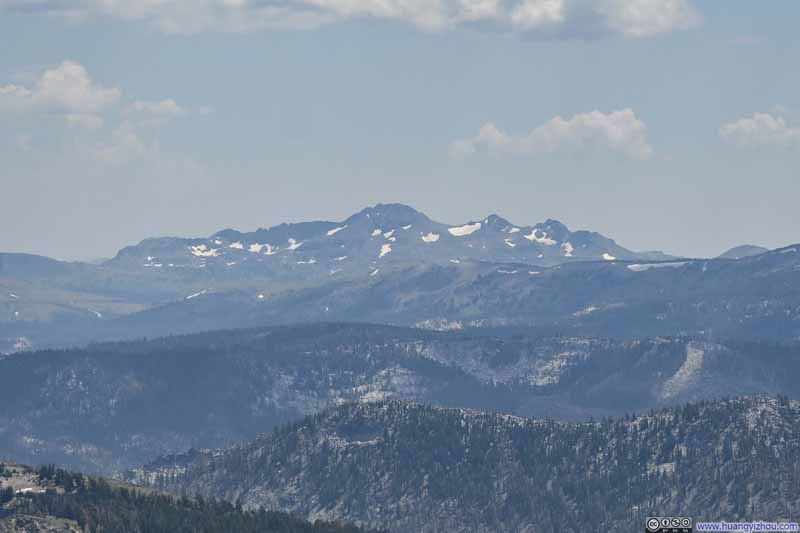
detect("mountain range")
(1, 203), (799, 531)
(107, 203), (673, 274)
(1, 204), (798, 351)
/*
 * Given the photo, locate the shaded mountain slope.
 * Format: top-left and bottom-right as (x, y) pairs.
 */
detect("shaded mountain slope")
(129, 397), (800, 532)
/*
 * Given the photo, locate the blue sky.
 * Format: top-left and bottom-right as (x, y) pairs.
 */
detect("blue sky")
(1, 0), (799, 259)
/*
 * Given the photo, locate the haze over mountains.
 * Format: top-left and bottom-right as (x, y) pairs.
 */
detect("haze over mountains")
(1, 203), (799, 532)
(1, 203), (797, 352)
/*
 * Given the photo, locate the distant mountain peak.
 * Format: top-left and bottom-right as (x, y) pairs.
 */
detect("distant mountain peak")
(538, 218), (570, 232)
(718, 244), (769, 260)
(212, 228), (244, 241)
(482, 214), (513, 229)
(346, 203), (428, 227)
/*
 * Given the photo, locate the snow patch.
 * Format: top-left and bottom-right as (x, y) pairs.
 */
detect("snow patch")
(263, 244), (278, 256)
(497, 269), (517, 274)
(562, 242), (574, 257)
(524, 228), (556, 245)
(229, 242), (244, 250)
(286, 238), (303, 251)
(574, 306), (598, 317)
(334, 255), (348, 261)
(370, 268), (380, 277)
(379, 243), (392, 258)
(603, 253), (616, 261)
(248, 243), (267, 253)
(508, 227), (520, 234)
(185, 289), (208, 300)
(627, 261), (687, 272)
(504, 239), (516, 248)
(9, 293), (19, 299)
(371, 229), (382, 237)
(402, 224), (412, 230)
(448, 222), (481, 237)
(191, 244), (220, 257)
(422, 232), (440, 243)
(449, 259), (461, 264)
(383, 230), (395, 239)
(532, 351), (583, 386)
(326, 225), (348, 236)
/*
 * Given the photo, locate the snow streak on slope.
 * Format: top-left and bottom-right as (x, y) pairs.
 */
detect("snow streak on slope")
(660, 343), (704, 400)
(326, 226), (348, 236)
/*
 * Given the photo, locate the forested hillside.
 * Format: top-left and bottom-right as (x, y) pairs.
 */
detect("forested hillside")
(130, 397), (800, 533)
(0, 463), (374, 533)
(2, 324), (798, 472)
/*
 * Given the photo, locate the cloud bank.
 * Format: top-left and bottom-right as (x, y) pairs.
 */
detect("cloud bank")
(0, 0), (701, 37)
(720, 112), (800, 149)
(451, 108), (653, 160)
(0, 60), (120, 128)
(1, 60), (193, 165)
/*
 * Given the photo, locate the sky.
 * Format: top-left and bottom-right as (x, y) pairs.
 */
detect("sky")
(1, 0), (799, 260)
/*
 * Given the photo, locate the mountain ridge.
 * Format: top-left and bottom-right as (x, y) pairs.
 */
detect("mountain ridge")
(2, 323), (799, 473)
(105, 202), (676, 271)
(2, 205), (799, 351)
(127, 396), (800, 533)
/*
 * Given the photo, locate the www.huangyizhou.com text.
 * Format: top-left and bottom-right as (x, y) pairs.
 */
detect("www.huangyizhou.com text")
(695, 521), (799, 532)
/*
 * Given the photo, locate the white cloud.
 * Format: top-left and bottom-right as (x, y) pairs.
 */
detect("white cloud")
(598, 0), (700, 38)
(65, 113), (105, 129)
(720, 113), (800, 149)
(1, 0), (337, 33)
(1, 0), (701, 37)
(129, 98), (183, 117)
(126, 98), (186, 128)
(458, 0), (502, 22)
(0, 60), (191, 166)
(510, 0), (564, 30)
(0, 60), (120, 127)
(89, 121), (148, 165)
(451, 108), (653, 160)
